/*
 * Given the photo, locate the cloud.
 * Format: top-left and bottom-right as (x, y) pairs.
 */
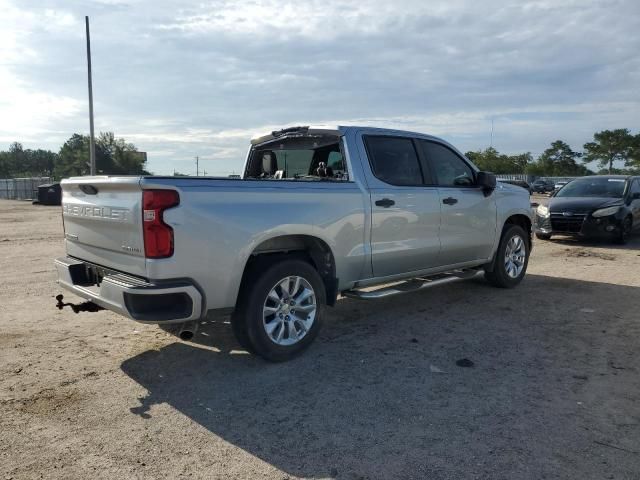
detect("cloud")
(1, 0), (639, 174)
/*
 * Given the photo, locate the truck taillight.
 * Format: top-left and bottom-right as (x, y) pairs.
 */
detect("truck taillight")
(142, 189), (179, 258)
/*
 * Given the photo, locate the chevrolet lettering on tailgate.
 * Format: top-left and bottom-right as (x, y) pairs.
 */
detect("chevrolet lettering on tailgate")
(63, 204), (129, 222)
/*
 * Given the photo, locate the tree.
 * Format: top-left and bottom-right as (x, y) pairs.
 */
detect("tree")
(55, 134), (91, 178)
(29, 149), (58, 176)
(97, 132), (149, 175)
(465, 148), (532, 174)
(54, 132), (149, 178)
(537, 140), (582, 176)
(583, 129), (635, 173)
(628, 133), (640, 170)
(8, 142), (25, 176)
(509, 152), (533, 174)
(0, 151), (9, 178)
(0, 143), (58, 178)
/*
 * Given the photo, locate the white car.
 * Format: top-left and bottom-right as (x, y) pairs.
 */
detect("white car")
(554, 180), (569, 191)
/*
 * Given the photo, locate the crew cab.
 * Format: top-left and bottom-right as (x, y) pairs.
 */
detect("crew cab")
(55, 126), (533, 361)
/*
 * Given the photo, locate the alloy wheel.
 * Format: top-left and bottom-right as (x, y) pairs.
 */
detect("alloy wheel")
(504, 234), (526, 279)
(262, 276), (317, 346)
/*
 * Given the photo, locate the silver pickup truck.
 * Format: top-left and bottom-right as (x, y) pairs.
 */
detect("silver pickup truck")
(55, 125), (532, 361)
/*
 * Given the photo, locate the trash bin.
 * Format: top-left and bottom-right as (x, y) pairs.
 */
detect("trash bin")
(36, 183), (62, 205)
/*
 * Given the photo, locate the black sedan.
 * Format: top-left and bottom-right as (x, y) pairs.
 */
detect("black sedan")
(531, 179), (555, 193)
(534, 175), (640, 244)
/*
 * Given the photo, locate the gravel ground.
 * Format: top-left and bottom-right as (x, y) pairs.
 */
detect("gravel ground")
(1, 197), (639, 480)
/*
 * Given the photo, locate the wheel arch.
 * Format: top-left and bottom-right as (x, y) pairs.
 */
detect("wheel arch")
(238, 234), (338, 307)
(504, 213), (532, 247)
(485, 213), (532, 273)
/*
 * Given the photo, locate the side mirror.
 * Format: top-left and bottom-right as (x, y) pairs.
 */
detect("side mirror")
(476, 171), (496, 196)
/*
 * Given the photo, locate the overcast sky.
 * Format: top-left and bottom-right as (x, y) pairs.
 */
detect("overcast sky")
(1, 0), (639, 175)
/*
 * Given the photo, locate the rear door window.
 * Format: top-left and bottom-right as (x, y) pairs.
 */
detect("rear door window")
(364, 136), (423, 186)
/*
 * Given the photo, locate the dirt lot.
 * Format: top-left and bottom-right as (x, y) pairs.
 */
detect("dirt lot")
(1, 197), (639, 479)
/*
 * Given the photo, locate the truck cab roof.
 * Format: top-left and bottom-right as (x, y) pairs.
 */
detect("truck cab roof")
(250, 125), (451, 146)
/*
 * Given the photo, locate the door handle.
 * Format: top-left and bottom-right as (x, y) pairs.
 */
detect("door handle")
(375, 198), (395, 208)
(442, 197), (458, 205)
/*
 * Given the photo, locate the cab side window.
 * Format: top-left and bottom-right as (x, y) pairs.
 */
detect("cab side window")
(631, 179), (640, 197)
(364, 136), (423, 186)
(420, 141), (474, 187)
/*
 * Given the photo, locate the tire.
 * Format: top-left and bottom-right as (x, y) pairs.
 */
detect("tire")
(234, 258), (326, 362)
(485, 225), (530, 288)
(535, 232), (551, 240)
(230, 310), (256, 354)
(616, 216), (632, 245)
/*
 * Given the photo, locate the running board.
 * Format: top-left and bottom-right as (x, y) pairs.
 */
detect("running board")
(342, 269), (483, 300)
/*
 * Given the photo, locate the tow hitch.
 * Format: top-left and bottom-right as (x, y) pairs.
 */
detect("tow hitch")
(55, 294), (104, 314)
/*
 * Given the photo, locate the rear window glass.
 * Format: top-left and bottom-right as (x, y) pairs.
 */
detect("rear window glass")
(247, 135), (348, 181)
(272, 150), (314, 178)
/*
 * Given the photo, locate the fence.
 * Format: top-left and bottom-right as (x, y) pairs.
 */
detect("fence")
(495, 174), (536, 182)
(0, 177), (52, 200)
(496, 174), (582, 184)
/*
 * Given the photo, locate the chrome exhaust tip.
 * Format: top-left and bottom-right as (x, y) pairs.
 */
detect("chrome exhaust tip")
(178, 321), (199, 341)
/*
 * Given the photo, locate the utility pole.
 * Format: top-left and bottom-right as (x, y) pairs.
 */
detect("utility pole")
(490, 118), (494, 148)
(85, 16), (96, 175)
(195, 156), (199, 176)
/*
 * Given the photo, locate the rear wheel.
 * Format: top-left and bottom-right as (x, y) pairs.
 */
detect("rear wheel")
(230, 311), (256, 353)
(485, 225), (530, 288)
(234, 258), (325, 361)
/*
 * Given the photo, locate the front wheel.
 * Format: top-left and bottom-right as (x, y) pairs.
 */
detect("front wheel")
(235, 259), (326, 362)
(485, 225), (530, 288)
(616, 217), (632, 245)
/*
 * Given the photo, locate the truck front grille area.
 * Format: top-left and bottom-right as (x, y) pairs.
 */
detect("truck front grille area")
(550, 212), (587, 233)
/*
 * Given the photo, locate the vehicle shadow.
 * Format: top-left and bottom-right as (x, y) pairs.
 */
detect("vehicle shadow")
(121, 274), (640, 479)
(540, 233), (640, 250)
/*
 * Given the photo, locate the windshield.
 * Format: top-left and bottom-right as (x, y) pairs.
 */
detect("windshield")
(556, 177), (626, 198)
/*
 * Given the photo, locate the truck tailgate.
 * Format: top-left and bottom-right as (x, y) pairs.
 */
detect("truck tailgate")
(61, 176), (147, 277)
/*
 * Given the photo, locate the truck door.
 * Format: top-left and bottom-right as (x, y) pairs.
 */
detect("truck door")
(361, 134), (441, 278)
(418, 140), (497, 266)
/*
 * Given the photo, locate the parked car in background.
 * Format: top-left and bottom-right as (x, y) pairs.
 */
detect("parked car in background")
(531, 179), (555, 194)
(54, 125), (533, 361)
(535, 175), (640, 244)
(554, 180), (569, 191)
(498, 179), (532, 194)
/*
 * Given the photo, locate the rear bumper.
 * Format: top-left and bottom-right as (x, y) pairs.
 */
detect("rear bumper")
(55, 256), (203, 324)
